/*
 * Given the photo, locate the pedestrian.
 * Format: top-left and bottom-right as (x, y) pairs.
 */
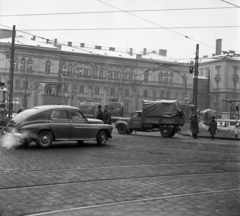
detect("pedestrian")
(102, 105), (111, 125)
(208, 116), (218, 140)
(190, 114), (199, 138)
(96, 105), (103, 121)
(234, 121), (239, 138)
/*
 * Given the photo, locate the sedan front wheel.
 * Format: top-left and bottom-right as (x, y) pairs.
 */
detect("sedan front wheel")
(97, 131), (107, 145)
(36, 131), (53, 148)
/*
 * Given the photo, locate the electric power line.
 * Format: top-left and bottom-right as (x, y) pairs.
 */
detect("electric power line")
(0, 6), (237, 17)
(19, 26), (240, 31)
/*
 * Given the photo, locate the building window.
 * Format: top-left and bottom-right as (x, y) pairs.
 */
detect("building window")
(166, 92), (170, 99)
(129, 73), (133, 80)
(20, 58), (26, 71)
(83, 68), (88, 77)
(110, 88), (115, 95)
(15, 80), (20, 89)
(45, 61), (51, 73)
(159, 72), (163, 83)
(215, 95), (219, 104)
(175, 92), (178, 99)
(67, 64), (73, 76)
(169, 73), (173, 84)
(14, 58), (18, 70)
(27, 59), (33, 72)
(99, 69), (103, 78)
(79, 86), (84, 93)
(123, 73), (127, 80)
(125, 89), (129, 96)
(95, 87), (100, 95)
(93, 67), (98, 77)
(160, 91), (165, 98)
(124, 103), (129, 113)
(63, 84), (68, 92)
(113, 71), (118, 79)
(108, 70), (113, 79)
(164, 73), (168, 83)
(144, 72), (148, 82)
(143, 90), (148, 97)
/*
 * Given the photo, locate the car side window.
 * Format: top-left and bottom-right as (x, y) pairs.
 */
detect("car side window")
(70, 110), (84, 119)
(51, 110), (68, 119)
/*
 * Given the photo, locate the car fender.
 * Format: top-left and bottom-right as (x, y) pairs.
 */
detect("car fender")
(21, 122), (52, 138)
(115, 121), (129, 130)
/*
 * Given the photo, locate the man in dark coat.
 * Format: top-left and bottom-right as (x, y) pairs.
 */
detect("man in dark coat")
(209, 116), (218, 139)
(102, 105), (111, 125)
(190, 114), (199, 138)
(96, 105), (103, 121)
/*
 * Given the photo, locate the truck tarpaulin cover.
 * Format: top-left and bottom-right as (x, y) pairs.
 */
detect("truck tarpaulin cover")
(142, 100), (182, 118)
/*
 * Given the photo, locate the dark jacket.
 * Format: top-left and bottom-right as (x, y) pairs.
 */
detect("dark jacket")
(190, 117), (199, 134)
(96, 110), (103, 120)
(103, 111), (111, 124)
(209, 120), (217, 135)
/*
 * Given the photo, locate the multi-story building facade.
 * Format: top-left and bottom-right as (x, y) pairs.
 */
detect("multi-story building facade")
(0, 32), (194, 116)
(0, 30), (239, 118)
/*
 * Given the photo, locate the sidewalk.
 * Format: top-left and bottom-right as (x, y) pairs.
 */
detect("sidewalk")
(180, 123), (240, 141)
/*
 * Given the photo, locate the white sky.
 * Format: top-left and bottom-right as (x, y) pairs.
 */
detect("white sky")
(0, 0), (240, 61)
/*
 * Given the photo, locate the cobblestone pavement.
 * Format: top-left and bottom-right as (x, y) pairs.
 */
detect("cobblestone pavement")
(0, 129), (240, 216)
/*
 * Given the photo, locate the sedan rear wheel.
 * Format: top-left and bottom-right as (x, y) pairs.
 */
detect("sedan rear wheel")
(97, 131), (107, 145)
(36, 131), (53, 148)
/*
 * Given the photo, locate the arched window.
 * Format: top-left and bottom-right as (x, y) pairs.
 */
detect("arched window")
(45, 61), (51, 73)
(169, 73), (173, 84)
(143, 90), (148, 97)
(27, 59), (33, 72)
(20, 58), (26, 71)
(125, 89), (129, 96)
(14, 58), (18, 70)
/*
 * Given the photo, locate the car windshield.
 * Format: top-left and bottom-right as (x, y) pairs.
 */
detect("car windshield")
(11, 108), (39, 124)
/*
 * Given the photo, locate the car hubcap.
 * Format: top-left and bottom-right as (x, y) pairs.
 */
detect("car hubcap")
(41, 135), (49, 144)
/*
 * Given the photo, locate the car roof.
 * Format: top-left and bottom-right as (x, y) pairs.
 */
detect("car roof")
(32, 105), (79, 112)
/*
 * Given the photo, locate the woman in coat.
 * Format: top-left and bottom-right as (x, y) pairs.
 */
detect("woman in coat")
(209, 116), (218, 139)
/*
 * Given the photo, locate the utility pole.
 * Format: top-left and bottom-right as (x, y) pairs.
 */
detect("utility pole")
(8, 25), (16, 119)
(193, 44), (199, 115)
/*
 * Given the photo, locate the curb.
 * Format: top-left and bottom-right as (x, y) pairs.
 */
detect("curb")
(179, 132), (240, 141)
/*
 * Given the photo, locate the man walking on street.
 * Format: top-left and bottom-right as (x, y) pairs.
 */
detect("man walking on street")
(190, 114), (199, 138)
(103, 105), (111, 125)
(209, 116), (218, 140)
(96, 105), (103, 121)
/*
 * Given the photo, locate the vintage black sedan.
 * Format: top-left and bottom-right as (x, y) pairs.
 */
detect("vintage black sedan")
(5, 105), (113, 148)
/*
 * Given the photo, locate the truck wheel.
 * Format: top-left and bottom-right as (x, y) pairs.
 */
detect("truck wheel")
(169, 131), (176, 137)
(117, 124), (127, 134)
(126, 129), (133, 134)
(160, 126), (173, 137)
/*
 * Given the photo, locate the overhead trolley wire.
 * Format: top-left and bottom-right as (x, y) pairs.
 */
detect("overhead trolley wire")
(0, 6), (237, 17)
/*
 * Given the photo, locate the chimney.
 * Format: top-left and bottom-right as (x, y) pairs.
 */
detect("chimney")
(129, 48), (133, 55)
(109, 47), (115, 51)
(80, 43), (85, 47)
(95, 45), (101, 50)
(216, 39), (222, 55)
(143, 48), (147, 55)
(46, 39), (49, 44)
(54, 38), (58, 46)
(0, 29), (12, 39)
(68, 41), (72, 47)
(159, 49), (167, 57)
(31, 36), (36, 41)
